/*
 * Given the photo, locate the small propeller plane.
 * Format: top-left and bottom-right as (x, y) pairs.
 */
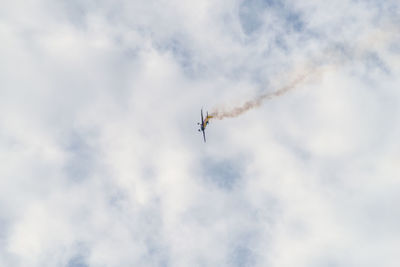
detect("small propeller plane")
(198, 109), (213, 142)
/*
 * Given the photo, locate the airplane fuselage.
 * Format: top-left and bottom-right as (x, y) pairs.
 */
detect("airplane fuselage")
(198, 109), (213, 142)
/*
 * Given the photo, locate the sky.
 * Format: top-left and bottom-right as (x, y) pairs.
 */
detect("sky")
(0, 0), (400, 266)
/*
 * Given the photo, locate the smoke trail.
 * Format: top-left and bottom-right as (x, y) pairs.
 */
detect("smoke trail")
(210, 66), (321, 119)
(209, 25), (398, 120)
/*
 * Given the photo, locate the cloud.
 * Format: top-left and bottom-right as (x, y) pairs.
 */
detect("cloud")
(1, 0), (400, 266)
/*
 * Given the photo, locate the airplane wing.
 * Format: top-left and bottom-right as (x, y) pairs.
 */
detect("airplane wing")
(201, 109), (204, 124)
(202, 130), (206, 142)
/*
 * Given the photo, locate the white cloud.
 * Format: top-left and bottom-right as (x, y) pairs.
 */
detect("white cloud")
(1, 0), (399, 266)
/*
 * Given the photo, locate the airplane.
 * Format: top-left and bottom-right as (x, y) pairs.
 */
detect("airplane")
(198, 109), (213, 142)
